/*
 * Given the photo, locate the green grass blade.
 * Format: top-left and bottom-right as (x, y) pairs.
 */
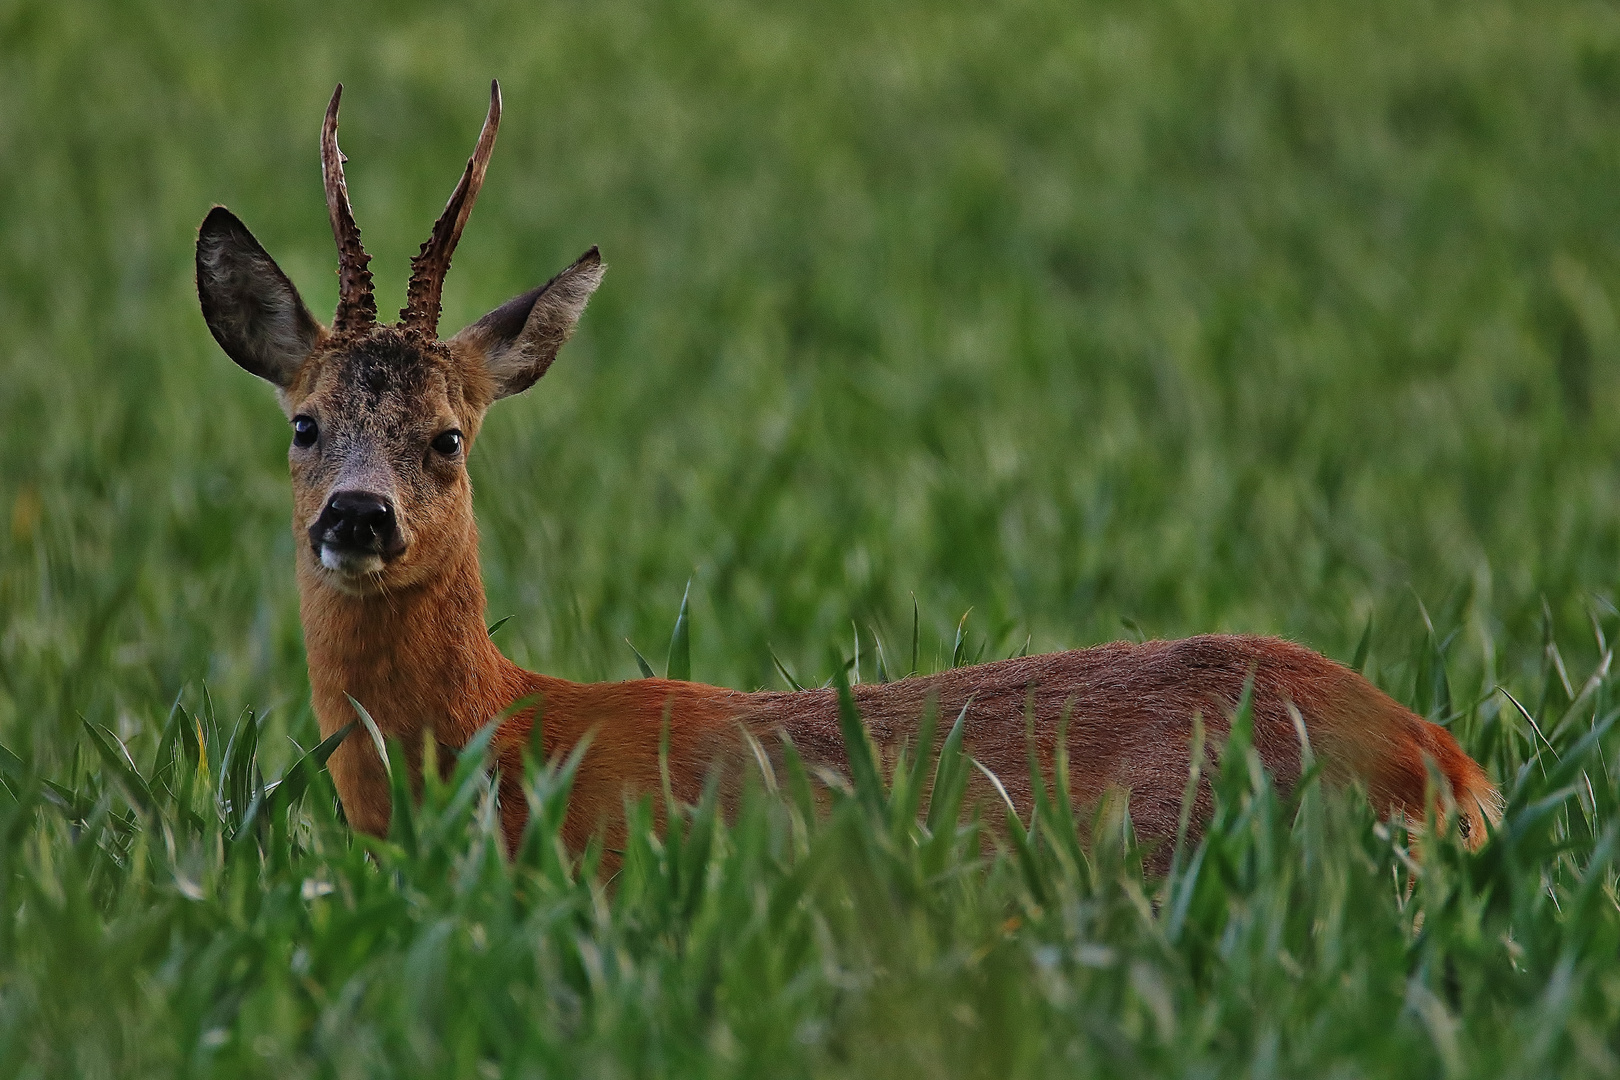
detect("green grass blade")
(872, 630), (890, 684)
(832, 658), (883, 816)
(666, 579), (692, 682)
(770, 646), (806, 691)
(925, 696), (974, 843)
(896, 692), (940, 837)
(910, 594), (919, 677)
(347, 694), (391, 779)
(81, 720), (153, 813)
(951, 608), (973, 668)
(268, 721), (355, 823)
(1351, 615), (1373, 673)
(386, 736), (418, 857)
(627, 639), (657, 679)
(0, 741), (24, 786)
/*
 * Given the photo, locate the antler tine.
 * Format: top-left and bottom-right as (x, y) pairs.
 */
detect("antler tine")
(322, 84), (377, 332)
(400, 80), (502, 335)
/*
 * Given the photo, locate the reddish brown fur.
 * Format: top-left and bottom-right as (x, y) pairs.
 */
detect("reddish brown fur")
(197, 85), (1500, 871)
(303, 511), (1500, 860)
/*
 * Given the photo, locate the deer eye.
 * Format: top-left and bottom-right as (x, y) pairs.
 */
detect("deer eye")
(431, 430), (463, 457)
(292, 415), (318, 448)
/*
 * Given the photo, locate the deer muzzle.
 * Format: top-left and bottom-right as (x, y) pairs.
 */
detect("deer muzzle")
(309, 490), (403, 575)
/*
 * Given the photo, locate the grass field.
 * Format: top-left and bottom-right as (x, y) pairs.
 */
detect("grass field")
(5, 0), (1620, 1074)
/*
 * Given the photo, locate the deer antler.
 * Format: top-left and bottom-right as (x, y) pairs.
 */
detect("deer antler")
(400, 80), (502, 336)
(322, 84), (377, 332)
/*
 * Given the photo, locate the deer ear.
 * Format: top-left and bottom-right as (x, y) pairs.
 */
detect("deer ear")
(449, 247), (604, 402)
(196, 206), (323, 389)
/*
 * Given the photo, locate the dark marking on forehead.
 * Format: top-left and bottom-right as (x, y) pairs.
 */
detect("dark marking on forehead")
(341, 334), (430, 404)
(313, 327), (456, 414)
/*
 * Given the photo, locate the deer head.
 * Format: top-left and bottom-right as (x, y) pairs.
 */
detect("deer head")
(196, 82), (602, 598)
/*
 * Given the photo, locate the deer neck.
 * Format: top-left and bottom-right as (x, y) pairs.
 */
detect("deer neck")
(297, 530), (526, 746)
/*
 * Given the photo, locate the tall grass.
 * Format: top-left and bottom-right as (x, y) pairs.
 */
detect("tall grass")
(5, 0), (1620, 1073)
(3, 618), (1619, 1076)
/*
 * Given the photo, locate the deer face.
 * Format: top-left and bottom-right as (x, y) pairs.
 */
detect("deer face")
(281, 329), (473, 593)
(195, 83), (602, 597)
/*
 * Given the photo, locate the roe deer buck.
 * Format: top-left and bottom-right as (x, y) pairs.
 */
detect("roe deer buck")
(196, 82), (1500, 863)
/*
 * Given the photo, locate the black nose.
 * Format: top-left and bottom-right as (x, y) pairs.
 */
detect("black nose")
(310, 491), (399, 555)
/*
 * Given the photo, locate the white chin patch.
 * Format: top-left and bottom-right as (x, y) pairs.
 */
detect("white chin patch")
(319, 546), (384, 576)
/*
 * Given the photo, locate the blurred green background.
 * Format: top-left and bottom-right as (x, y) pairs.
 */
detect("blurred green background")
(4, 0), (1620, 755)
(9, 1), (1620, 1076)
